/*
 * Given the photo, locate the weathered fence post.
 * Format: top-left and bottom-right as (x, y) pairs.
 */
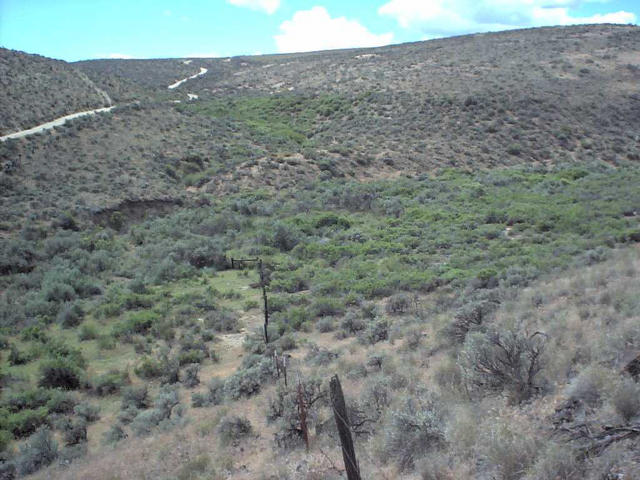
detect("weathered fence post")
(330, 375), (361, 480)
(282, 354), (288, 387)
(297, 376), (310, 451)
(274, 351), (280, 379)
(259, 259), (269, 344)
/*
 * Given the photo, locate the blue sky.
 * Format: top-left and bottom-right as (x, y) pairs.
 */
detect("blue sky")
(1, 0), (637, 61)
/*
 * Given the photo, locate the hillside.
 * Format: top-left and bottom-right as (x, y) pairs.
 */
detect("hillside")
(0, 49), (112, 135)
(82, 24), (640, 174)
(2, 24), (638, 234)
(1, 24), (640, 480)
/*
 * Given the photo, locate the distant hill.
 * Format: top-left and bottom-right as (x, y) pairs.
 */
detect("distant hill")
(78, 24), (640, 181)
(0, 48), (112, 135)
(74, 57), (209, 91)
(1, 24), (639, 230)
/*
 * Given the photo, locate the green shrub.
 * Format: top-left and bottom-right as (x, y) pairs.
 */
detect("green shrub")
(78, 321), (99, 340)
(566, 365), (612, 407)
(191, 378), (225, 408)
(316, 317), (335, 333)
(280, 306), (308, 331)
(610, 377), (640, 422)
(478, 419), (539, 480)
(277, 333), (296, 351)
(0, 429), (12, 453)
(528, 443), (580, 480)
(135, 356), (165, 379)
(2, 388), (53, 412)
(44, 338), (86, 367)
(8, 344), (30, 365)
(73, 403), (100, 422)
(113, 310), (159, 337)
(506, 143), (522, 156)
(92, 369), (129, 396)
(103, 423), (127, 445)
(96, 334), (116, 350)
(6, 407), (49, 438)
(176, 454), (211, 480)
(131, 409), (165, 436)
(15, 427), (58, 476)
(460, 329), (546, 404)
(45, 390), (77, 414)
(38, 357), (83, 390)
(243, 299), (259, 310)
(20, 326), (48, 343)
(203, 309), (237, 333)
(341, 312), (365, 335)
(366, 319), (389, 344)
(56, 302), (84, 328)
(271, 222), (300, 252)
(178, 349), (205, 366)
(382, 392), (446, 471)
(217, 415), (252, 446)
(386, 293), (411, 314)
(224, 357), (272, 400)
(191, 392), (209, 408)
(121, 385), (150, 410)
(61, 418), (87, 446)
(182, 364), (200, 388)
(130, 386), (180, 436)
(311, 297), (345, 317)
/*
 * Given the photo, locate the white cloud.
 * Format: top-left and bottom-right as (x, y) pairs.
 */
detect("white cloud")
(379, 0), (636, 36)
(275, 6), (394, 53)
(227, 0), (280, 15)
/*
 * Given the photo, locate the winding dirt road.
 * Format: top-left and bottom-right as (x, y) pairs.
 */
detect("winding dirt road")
(168, 67), (208, 89)
(0, 106), (115, 142)
(1, 66), (208, 142)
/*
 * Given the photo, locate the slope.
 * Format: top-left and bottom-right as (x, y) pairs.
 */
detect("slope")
(0, 49), (112, 135)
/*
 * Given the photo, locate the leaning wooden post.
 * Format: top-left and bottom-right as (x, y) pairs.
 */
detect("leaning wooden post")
(273, 351), (280, 379)
(297, 375), (310, 452)
(282, 354), (288, 387)
(259, 259), (269, 344)
(330, 375), (361, 480)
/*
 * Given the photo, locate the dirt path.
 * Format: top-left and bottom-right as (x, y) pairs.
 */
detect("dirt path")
(167, 67), (208, 89)
(202, 310), (263, 379)
(0, 106), (115, 141)
(1, 66), (207, 142)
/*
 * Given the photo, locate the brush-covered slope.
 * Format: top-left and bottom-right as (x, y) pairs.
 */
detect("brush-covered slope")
(0, 49), (112, 135)
(84, 24), (640, 186)
(1, 24), (640, 480)
(2, 24), (639, 235)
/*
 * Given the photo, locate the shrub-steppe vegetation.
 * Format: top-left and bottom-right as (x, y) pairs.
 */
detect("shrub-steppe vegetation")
(0, 23), (639, 479)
